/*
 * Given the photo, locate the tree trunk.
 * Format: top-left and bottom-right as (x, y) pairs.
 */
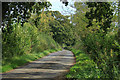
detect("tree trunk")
(118, 1), (120, 44)
(117, 1), (120, 70)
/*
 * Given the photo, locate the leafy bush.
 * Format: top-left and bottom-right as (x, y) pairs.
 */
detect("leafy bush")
(2, 22), (61, 59)
(66, 49), (101, 78)
(73, 31), (120, 79)
(2, 23), (32, 58)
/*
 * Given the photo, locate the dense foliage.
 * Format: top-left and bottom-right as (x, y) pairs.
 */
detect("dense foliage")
(70, 2), (120, 79)
(2, 2), (51, 26)
(85, 2), (113, 33)
(2, 22), (61, 59)
(28, 10), (76, 47)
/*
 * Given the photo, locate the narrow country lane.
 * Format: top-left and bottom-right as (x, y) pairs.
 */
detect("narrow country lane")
(1, 50), (75, 80)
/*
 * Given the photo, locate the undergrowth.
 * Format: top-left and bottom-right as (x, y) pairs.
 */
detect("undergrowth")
(66, 49), (101, 79)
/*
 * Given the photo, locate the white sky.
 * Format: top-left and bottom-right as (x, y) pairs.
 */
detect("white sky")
(47, 0), (76, 15)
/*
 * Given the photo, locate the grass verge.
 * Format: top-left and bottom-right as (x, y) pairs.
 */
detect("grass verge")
(66, 49), (101, 79)
(2, 49), (61, 73)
